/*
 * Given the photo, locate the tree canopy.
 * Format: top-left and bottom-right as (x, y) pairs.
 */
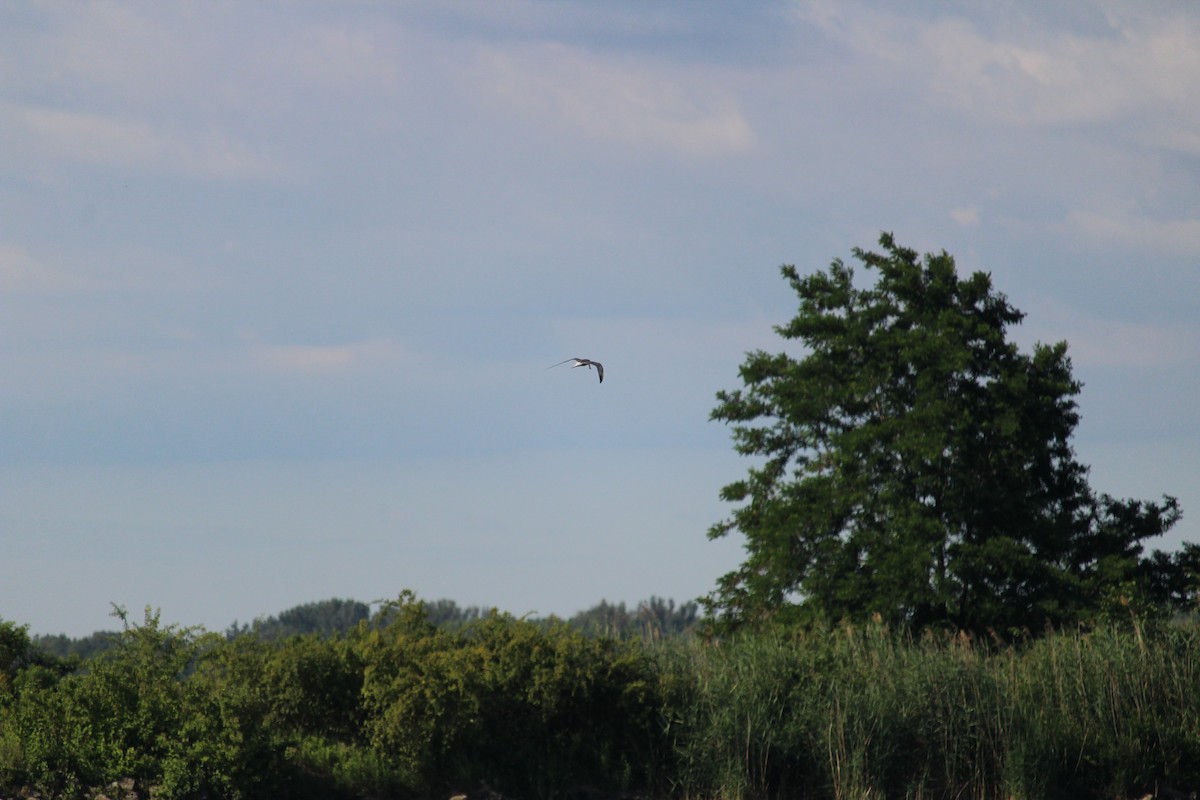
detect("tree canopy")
(705, 234), (1192, 633)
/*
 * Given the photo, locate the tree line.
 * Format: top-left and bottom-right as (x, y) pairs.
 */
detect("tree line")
(30, 596), (702, 663)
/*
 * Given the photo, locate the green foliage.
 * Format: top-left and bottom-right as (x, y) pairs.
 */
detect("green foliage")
(1006, 625), (1200, 797)
(31, 630), (118, 662)
(661, 622), (1200, 800)
(82, 607), (204, 788)
(706, 233), (1185, 633)
(0, 608), (202, 796)
(5, 599), (1200, 799)
(227, 597), (370, 640)
(455, 609), (667, 795)
(0, 620), (34, 690)
(6, 663), (104, 797)
(422, 597), (489, 629)
(358, 591), (667, 797)
(263, 632), (364, 740)
(568, 596), (700, 639)
(33, 595), (705, 670)
(181, 634), (299, 799)
(0, 607), (293, 799)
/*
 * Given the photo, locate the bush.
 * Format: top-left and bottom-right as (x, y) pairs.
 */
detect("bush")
(357, 593), (667, 797)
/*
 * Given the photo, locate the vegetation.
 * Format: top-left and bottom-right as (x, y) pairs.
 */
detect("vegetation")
(1, 596), (672, 800)
(705, 234), (1194, 632)
(663, 619), (1200, 800)
(4, 600), (1200, 799)
(566, 597), (700, 639)
(225, 597), (371, 640)
(34, 595), (703, 657)
(5, 235), (1197, 798)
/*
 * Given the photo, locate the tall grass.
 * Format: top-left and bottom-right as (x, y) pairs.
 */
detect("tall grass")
(1007, 626), (1200, 798)
(658, 622), (1200, 800)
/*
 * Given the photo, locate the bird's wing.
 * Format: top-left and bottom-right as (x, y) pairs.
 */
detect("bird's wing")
(594, 362), (603, 382)
(546, 359), (578, 370)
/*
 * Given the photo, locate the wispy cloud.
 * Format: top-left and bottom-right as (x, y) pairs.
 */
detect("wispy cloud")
(800, 3), (1200, 135)
(1054, 314), (1200, 370)
(950, 207), (980, 227)
(249, 339), (413, 374)
(274, 25), (402, 90)
(1017, 289), (1200, 370)
(1067, 209), (1200, 257)
(0, 244), (93, 293)
(470, 43), (755, 156)
(15, 106), (282, 180)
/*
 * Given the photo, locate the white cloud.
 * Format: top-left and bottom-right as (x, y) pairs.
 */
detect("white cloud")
(275, 25), (402, 90)
(929, 17), (1200, 129)
(1021, 299), (1200, 370)
(470, 43), (755, 156)
(41, 4), (403, 101)
(0, 244), (92, 293)
(16, 106), (281, 180)
(37, 3), (184, 98)
(918, 20), (1128, 126)
(799, 2), (1200, 134)
(950, 206), (980, 227)
(1068, 318), (1200, 369)
(1144, 126), (1200, 156)
(250, 339), (413, 374)
(1067, 209), (1200, 257)
(3, 7), (404, 184)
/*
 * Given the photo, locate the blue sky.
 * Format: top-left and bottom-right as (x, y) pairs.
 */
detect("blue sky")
(3, 1), (1198, 637)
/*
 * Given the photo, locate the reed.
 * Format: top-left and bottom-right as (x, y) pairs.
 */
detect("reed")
(1006, 625), (1200, 797)
(658, 622), (1200, 800)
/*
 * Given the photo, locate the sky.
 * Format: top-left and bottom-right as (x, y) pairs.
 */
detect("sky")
(3, 1), (1199, 638)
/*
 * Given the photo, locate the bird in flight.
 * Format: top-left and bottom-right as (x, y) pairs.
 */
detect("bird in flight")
(547, 357), (604, 383)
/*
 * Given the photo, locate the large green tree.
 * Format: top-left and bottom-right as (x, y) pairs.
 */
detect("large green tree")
(705, 234), (1187, 632)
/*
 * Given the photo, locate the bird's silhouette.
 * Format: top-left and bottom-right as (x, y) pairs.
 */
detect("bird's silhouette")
(547, 357), (604, 383)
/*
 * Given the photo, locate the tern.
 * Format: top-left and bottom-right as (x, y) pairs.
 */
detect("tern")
(547, 357), (604, 383)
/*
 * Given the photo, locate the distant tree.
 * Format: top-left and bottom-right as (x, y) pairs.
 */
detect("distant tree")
(705, 234), (1186, 633)
(0, 620), (35, 695)
(568, 598), (700, 639)
(233, 598), (371, 640)
(1, 620), (30, 669)
(1141, 541), (1200, 613)
(636, 596), (700, 638)
(32, 631), (117, 662)
(3, 622), (82, 685)
(569, 600), (633, 637)
(422, 598), (488, 629)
